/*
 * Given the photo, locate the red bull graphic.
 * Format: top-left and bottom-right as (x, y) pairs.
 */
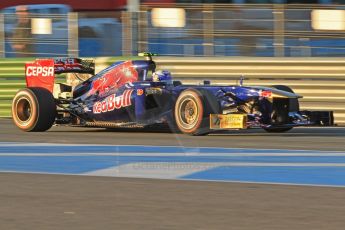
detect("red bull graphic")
(93, 90), (133, 114)
(90, 61), (138, 96)
(260, 90), (272, 98)
(137, 89), (144, 96)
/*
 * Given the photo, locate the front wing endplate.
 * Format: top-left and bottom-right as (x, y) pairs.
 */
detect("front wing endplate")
(210, 114), (247, 129)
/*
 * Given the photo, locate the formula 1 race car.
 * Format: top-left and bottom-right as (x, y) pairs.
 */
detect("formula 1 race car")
(11, 53), (334, 135)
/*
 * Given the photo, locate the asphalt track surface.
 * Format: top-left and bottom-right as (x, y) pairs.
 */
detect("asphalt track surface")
(1, 118), (345, 151)
(1, 118), (345, 229)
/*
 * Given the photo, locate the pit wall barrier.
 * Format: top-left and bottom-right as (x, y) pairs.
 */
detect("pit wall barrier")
(1, 57), (344, 124)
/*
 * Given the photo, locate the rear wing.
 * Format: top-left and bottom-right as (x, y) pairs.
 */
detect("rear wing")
(53, 58), (95, 75)
(25, 58), (95, 93)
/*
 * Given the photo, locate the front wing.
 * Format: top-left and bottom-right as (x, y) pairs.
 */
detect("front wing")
(210, 111), (334, 130)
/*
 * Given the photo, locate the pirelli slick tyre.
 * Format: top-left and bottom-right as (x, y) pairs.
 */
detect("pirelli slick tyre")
(271, 85), (299, 112)
(12, 87), (56, 132)
(264, 85), (299, 133)
(174, 89), (219, 136)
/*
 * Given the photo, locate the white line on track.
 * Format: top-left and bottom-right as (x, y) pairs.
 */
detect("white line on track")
(1, 152), (345, 156)
(179, 178), (345, 189)
(1, 143), (345, 154)
(1, 142), (345, 153)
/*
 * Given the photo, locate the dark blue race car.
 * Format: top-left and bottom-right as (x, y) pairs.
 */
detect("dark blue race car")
(12, 53), (333, 135)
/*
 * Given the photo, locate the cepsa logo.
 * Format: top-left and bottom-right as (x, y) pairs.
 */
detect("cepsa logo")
(93, 90), (133, 114)
(26, 66), (54, 77)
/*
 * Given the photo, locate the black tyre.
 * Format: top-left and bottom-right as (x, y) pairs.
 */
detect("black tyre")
(12, 87), (56, 132)
(271, 85), (299, 112)
(265, 85), (299, 133)
(174, 89), (220, 135)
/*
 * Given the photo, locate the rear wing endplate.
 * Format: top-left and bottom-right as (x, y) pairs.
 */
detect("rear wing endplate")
(25, 58), (95, 93)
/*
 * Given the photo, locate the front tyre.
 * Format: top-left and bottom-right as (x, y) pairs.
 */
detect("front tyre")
(12, 87), (56, 132)
(271, 85), (299, 112)
(263, 85), (300, 133)
(264, 99), (292, 133)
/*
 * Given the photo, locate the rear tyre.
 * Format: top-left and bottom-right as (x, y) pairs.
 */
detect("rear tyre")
(174, 89), (219, 135)
(12, 87), (56, 132)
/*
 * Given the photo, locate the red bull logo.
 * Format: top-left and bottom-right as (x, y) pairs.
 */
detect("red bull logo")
(93, 90), (133, 114)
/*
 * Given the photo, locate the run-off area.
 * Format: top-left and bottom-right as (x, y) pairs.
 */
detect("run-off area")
(1, 143), (345, 187)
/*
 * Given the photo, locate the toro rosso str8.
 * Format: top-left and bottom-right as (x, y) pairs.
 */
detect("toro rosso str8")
(12, 53), (333, 135)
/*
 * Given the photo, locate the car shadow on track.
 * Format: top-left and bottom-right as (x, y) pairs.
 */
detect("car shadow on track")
(48, 126), (345, 137)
